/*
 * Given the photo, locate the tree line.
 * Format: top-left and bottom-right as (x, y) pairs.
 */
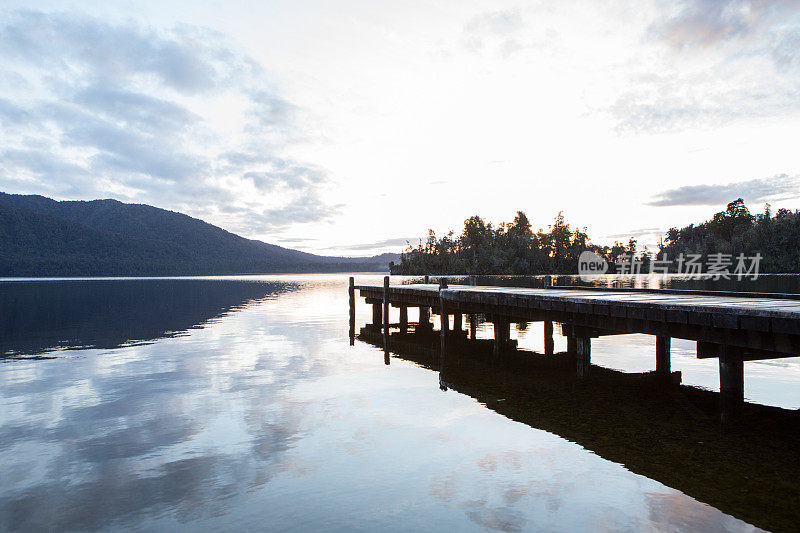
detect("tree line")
(390, 199), (800, 275)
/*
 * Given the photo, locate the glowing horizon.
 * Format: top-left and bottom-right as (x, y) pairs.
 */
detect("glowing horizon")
(1, 1), (798, 256)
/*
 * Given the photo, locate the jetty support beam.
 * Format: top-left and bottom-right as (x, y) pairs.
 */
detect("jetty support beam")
(419, 306), (431, 332)
(383, 276), (390, 334)
(719, 344), (744, 422)
(438, 278), (449, 337)
(567, 334), (576, 355)
(399, 306), (408, 333)
(656, 336), (671, 376)
(348, 276), (355, 344)
(576, 334), (591, 378)
(544, 320), (554, 355)
(469, 275), (478, 339)
(371, 302), (382, 330)
(493, 317), (511, 358)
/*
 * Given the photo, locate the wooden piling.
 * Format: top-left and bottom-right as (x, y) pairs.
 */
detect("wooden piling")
(453, 312), (462, 332)
(493, 320), (501, 358)
(544, 320), (554, 355)
(576, 335), (591, 378)
(419, 306), (431, 330)
(349, 276), (355, 345)
(493, 318), (510, 358)
(371, 302), (382, 329)
(439, 290), (447, 358)
(469, 275), (478, 339)
(656, 336), (671, 375)
(399, 306), (408, 333)
(567, 334), (576, 355)
(719, 344), (744, 422)
(383, 276), (390, 335)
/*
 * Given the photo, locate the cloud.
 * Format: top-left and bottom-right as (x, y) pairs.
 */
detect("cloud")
(0, 10), (227, 93)
(0, 96), (31, 124)
(0, 282), (339, 531)
(334, 237), (418, 252)
(275, 237), (318, 243)
(610, 1), (800, 133)
(648, 0), (800, 50)
(646, 173), (800, 206)
(609, 82), (797, 133)
(465, 9), (524, 36)
(256, 192), (342, 230)
(0, 10), (336, 234)
(462, 9), (525, 56)
(72, 86), (201, 132)
(604, 227), (663, 239)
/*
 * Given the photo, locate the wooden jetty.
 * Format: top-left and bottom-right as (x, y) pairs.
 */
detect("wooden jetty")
(349, 276), (800, 421)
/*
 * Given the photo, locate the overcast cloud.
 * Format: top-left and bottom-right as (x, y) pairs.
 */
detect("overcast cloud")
(0, 2), (797, 255)
(611, 0), (800, 133)
(647, 174), (800, 206)
(0, 10), (336, 233)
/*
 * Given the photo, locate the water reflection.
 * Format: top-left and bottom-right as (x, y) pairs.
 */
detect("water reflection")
(0, 278), (325, 531)
(360, 328), (798, 533)
(0, 276), (789, 531)
(0, 279), (294, 358)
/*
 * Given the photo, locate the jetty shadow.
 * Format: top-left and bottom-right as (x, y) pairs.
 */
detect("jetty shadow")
(358, 328), (800, 533)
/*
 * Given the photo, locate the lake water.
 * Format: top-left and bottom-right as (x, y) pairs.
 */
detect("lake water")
(1, 274), (798, 531)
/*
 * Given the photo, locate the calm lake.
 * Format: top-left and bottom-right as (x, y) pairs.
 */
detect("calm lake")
(1, 274), (798, 531)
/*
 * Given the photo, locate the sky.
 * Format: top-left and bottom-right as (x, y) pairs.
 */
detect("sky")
(1, 0), (799, 256)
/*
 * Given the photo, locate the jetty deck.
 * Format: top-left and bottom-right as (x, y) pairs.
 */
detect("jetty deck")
(349, 278), (800, 420)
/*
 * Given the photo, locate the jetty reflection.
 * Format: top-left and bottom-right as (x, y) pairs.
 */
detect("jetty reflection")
(0, 279), (294, 358)
(358, 326), (800, 533)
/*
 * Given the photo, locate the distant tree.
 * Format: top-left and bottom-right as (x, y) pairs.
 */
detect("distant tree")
(659, 198), (799, 273)
(392, 210), (607, 275)
(391, 199), (800, 276)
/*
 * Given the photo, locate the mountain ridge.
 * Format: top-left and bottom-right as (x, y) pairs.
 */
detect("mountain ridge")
(0, 192), (397, 276)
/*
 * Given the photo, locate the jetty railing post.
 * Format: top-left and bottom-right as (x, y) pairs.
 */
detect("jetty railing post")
(719, 344), (744, 422)
(439, 286), (447, 359)
(656, 336), (671, 376)
(383, 276), (390, 335)
(349, 276), (355, 345)
(469, 275), (477, 339)
(383, 276), (390, 364)
(417, 275), (431, 333)
(576, 334), (591, 378)
(439, 278), (449, 335)
(544, 320), (554, 355)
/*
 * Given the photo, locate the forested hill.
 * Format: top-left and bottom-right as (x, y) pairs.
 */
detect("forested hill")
(391, 199), (800, 275)
(0, 192), (397, 276)
(660, 199), (800, 273)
